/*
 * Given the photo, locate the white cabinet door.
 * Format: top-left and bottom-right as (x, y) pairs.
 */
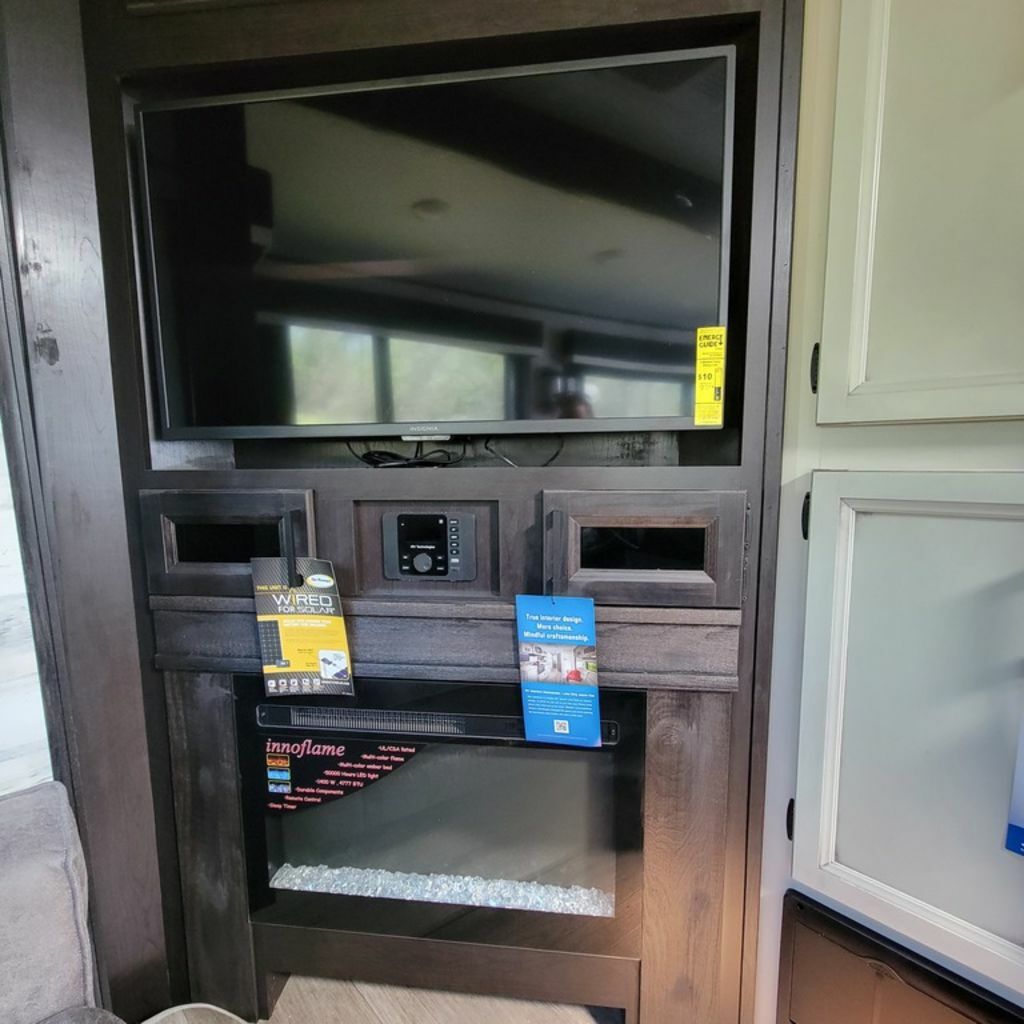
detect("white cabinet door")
(793, 471), (1024, 994)
(816, 0), (1024, 424)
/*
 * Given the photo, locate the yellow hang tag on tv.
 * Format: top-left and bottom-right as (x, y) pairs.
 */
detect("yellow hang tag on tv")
(694, 326), (727, 427)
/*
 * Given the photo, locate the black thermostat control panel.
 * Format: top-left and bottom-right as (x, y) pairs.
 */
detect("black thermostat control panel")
(382, 512), (477, 582)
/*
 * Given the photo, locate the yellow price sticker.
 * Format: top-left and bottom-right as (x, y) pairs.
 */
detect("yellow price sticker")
(694, 326), (727, 427)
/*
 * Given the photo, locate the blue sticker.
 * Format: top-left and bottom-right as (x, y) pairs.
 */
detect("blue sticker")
(516, 595), (600, 748)
(1007, 717), (1024, 857)
(266, 768), (291, 781)
(268, 782), (292, 794)
(1007, 824), (1024, 857)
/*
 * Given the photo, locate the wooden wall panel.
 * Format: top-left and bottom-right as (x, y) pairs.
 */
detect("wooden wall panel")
(165, 672), (260, 1018)
(641, 691), (733, 1023)
(0, 1), (171, 1016)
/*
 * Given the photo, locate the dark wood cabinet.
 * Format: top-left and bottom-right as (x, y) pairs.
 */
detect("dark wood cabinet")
(0, 0), (801, 1019)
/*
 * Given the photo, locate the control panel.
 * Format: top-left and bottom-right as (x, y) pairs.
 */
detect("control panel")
(382, 512), (477, 582)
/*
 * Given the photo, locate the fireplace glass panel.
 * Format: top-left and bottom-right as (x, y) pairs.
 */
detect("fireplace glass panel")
(271, 742), (616, 916)
(237, 679), (644, 954)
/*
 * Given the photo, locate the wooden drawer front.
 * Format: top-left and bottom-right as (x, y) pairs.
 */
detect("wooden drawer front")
(140, 489), (314, 597)
(544, 490), (747, 608)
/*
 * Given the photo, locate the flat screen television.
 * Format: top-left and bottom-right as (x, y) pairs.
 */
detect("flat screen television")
(138, 47), (735, 439)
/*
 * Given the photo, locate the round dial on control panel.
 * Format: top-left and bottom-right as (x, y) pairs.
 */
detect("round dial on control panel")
(412, 552), (434, 573)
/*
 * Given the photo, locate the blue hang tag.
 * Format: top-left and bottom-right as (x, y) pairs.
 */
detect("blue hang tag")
(1007, 715), (1024, 856)
(515, 594), (601, 748)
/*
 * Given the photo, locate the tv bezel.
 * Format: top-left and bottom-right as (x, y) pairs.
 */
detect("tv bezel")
(136, 45), (736, 441)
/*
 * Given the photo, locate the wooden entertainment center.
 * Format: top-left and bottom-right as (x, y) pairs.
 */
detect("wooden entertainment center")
(0, 0), (801, 1021)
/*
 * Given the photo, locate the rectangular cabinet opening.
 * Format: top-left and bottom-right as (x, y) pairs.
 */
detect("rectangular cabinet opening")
(579, 526), (707, 572)
(173, 521), (282, 564)
(544, 490), (745, 607)
(140, 489), (313, 596)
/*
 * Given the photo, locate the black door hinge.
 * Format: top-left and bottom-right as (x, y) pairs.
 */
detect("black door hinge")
(786, 798), (795, 841)
(801, 491), (811, 540)
(810, 342), (821, 394)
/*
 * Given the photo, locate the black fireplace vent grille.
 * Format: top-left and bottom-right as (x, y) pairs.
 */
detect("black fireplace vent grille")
(256, 704), (620, 744)
(288, 707), (467, 736)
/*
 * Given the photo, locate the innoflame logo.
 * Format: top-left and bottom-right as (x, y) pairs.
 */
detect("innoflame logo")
(265, 738), (346, 759)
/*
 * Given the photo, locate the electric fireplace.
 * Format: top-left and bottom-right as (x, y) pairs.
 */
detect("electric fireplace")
(235, 678), (644, 956)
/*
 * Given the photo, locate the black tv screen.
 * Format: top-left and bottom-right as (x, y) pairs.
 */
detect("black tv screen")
(139, 48), (735, 439)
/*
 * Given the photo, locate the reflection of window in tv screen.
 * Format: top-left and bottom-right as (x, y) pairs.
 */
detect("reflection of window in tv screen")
(140, 48), (735, 437)
(287, 327), (377, 425)
(583, 374), (687, 419)
(389, 337), (507, 423)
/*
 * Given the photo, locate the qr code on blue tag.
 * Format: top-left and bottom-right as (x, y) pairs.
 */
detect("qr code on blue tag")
(553, 720), (570, 734)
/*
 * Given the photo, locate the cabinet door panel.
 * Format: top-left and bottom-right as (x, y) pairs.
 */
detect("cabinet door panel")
(793, 471), (1024, 997)
(817, 0), (1024, 423)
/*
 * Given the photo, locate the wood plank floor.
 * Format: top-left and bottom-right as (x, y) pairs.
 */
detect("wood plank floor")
(264, 976), (619, 1024)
